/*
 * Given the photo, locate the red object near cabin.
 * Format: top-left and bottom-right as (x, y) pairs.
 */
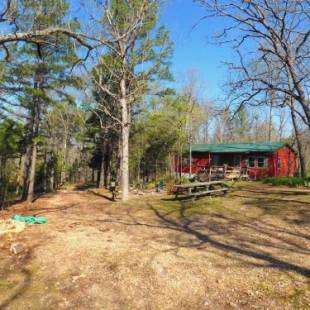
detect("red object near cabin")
(175, 143), (297, 179)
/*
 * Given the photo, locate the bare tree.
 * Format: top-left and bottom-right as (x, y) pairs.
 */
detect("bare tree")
(196, 0), (310, 130)
(290, 102), (307, 177)
(88, 0), (172, 201)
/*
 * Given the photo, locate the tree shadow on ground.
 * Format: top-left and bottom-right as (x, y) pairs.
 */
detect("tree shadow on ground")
(99, 191), (310, 279)
(0, 191), (59, 209)
(146, 202), (310, 278)
(88, 190), (115, 202)
(0, 235), (48, 309)
(0, 268), (32, 309)
(0, 199), (24, 212)
(27, 203), (80, 216)
(74, 183), (97, 191)
(230, 192), (310, 206)
(31, 192), (56, 203)
(161, 193), (226, 202)
(235, 187), (310, 196)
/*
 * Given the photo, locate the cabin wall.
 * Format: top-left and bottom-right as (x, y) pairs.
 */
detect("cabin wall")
(241, 147), (297, 178)
(239, 153), (273, 179)
(191, 154), (210, 173)
(175, 146), (297, 178)
(273, 146), (297, 177)
(175, 153), (210, 174)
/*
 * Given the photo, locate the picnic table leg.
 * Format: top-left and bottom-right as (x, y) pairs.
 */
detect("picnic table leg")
(223, 183), (229, 195)
(175, 189), (179, 199)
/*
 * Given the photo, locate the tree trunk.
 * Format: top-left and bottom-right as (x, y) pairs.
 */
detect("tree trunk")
(60, 131), (68, 185)
(43, 148), (48, 192)
(0, 156), (7, 203)
(50, 165), (55, 191)
(121, 116), (130, 201)
(268, 103), (273, 142)
(16, 155), (25, 197)
(23, 96), (40, 201)
(136, 159), (141, 185)
(104, 152), (110, 188)
(98, 156), (105, 188)
(290, 106), (306, 177)
(120, 89), (130, 201)
(91, 169), (95, 183)
(22, 144), (32, 200)
(27, 141), (37, 201)
(119, 73), (130, 201)
(98, 136), (107, 188)
(287, 58), (310, 130)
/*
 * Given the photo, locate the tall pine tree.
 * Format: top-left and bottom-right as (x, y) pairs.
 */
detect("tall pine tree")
(0, 0), (81, 200)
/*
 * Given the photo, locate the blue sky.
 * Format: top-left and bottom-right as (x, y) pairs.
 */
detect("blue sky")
(159, 2), (291, 135)
(160, 0), (234, 99)
(68, 0), (234, 100)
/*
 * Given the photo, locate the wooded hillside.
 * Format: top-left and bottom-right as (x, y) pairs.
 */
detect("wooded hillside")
(0, 0), (309, 203)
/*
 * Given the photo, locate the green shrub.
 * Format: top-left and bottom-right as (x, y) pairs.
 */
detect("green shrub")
(144, 181), (156, 190)
(263, 177), (310, 187)
(177, 176), (191, 184)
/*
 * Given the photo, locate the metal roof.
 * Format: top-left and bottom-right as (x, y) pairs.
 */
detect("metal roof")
(186, 143), (286, 153)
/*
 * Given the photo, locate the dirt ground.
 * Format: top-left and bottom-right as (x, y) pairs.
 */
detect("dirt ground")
(0, 183), (309, 310)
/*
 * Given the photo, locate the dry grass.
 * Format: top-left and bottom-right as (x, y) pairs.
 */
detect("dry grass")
(0, 220), (26, 237)
(0, 183), (309, 309)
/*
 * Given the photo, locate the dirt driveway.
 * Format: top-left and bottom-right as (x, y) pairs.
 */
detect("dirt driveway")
(0, 184), (309, 309)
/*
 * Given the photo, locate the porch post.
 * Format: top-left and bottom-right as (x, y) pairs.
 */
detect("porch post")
(208, 152), (211, 182)
(189, 139), (192, 179)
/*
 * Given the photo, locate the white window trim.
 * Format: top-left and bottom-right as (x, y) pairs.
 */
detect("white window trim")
(257, 157), (268, 168)
(248, 157), (268, 168)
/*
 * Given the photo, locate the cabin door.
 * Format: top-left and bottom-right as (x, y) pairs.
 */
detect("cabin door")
(212, 155), (220, 166)
(234, 155), (241, 167)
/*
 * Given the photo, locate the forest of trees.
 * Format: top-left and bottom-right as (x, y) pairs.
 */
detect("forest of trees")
(0, 0), (309, 203)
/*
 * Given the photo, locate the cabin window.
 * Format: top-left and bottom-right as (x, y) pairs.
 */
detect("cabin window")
(277, 159), (281, 168)
(248, 157), (255, 168)
(257, 157), (267, 168)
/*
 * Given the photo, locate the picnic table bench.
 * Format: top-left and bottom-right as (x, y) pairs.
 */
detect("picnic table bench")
(173, 181), (230, 199)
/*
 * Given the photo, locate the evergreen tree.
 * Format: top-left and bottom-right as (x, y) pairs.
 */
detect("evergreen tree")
(0, 0), (81, 200)
(0, 118), (24, 202)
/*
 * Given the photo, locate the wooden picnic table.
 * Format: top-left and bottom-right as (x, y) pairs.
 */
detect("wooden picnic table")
(173, 181), (229, 199)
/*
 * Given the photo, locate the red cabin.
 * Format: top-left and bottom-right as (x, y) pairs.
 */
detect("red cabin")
(175, 143), (297, 179)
